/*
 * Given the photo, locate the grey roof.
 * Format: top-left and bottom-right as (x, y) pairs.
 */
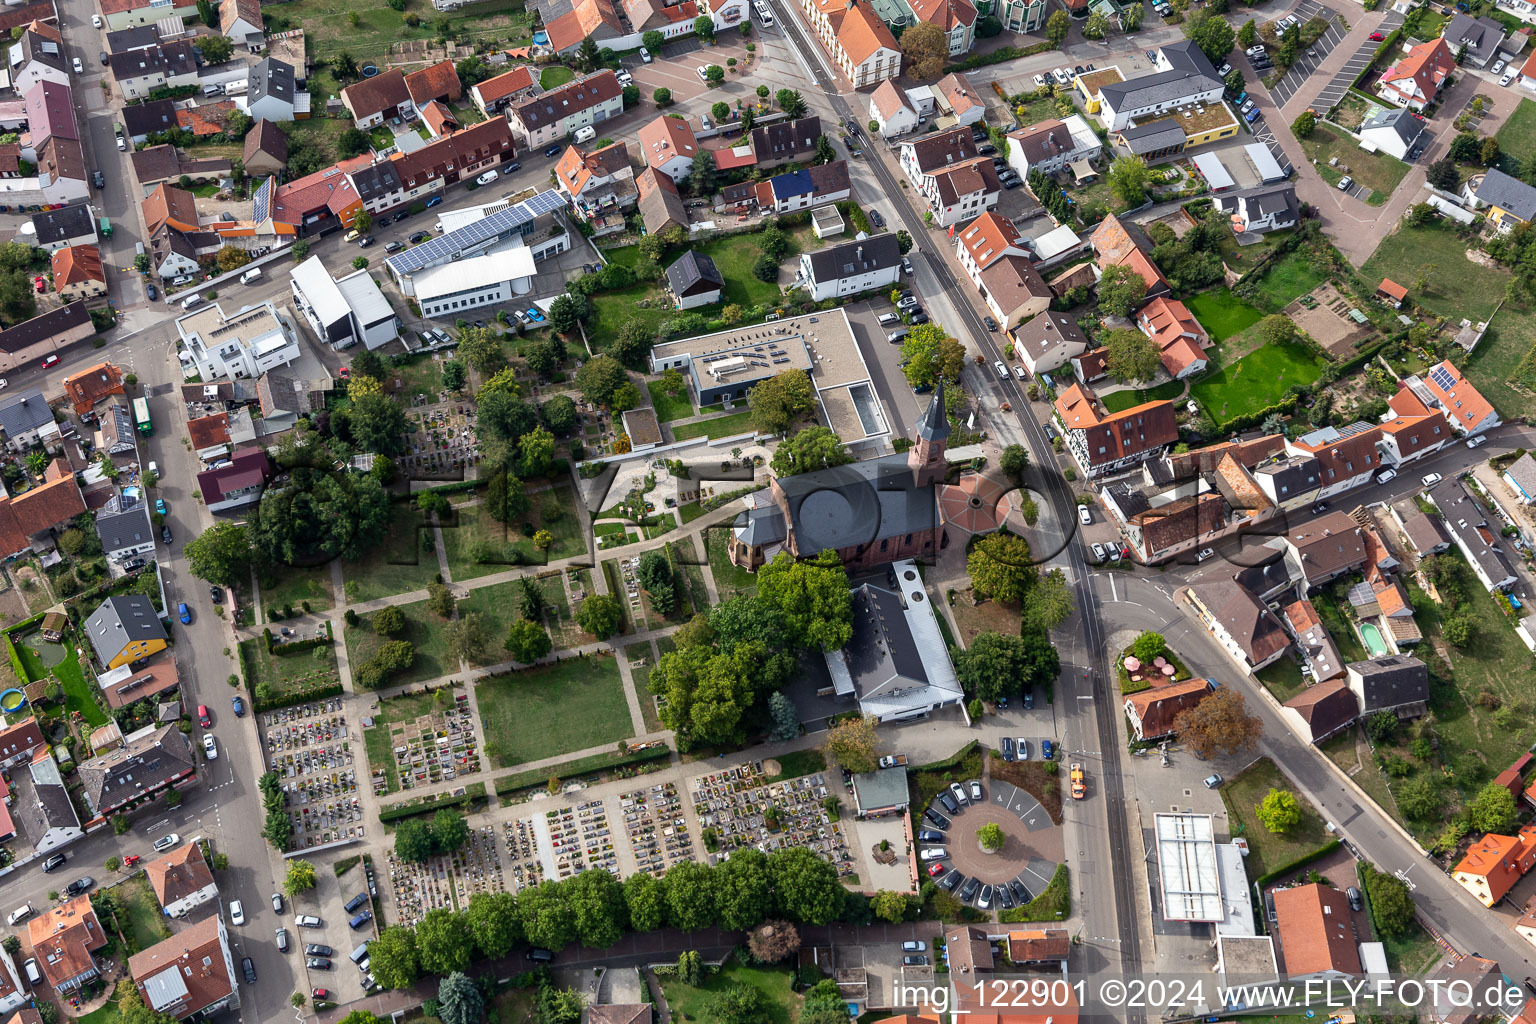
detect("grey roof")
(1013, 310), (1088, 362)
(1160, 38), (1222, 79)
(122, 99), (177, 138)
(1443, 12), (1506, 63)
(1232, 550), (1296, 600)
(1360, 106), (1425, 147)
(84, 594), (166, 666)
(14, 30), (65, 73)
(1215, 182), (1298, 222)
(778, 454), (937, 556)
(0, 388), (54, 437)
(915, 378), (950, 442)
(0, 302), (90, 354)
(1346, 655), (1429, 713)
(30, 204), (93, 245)
(1399, 508), (1450, 554)
(1504, 452), (1536, 496)
(664, 250), (722, 298)
(803, 232), (901, 285)
(1117, 120), (1186, 154)
(1474, 168), (1536, 224)
(733, 504), (786, 547)
(1429, 478), (1518, 588)
(1253, 454), (1321, 500)
(77, 723), (192, 816)
(751, 115), (822, 160)
(1100, 41), (1221, 112)
(106, 26), (159, 53)
(94, 504), (154, 555)
(852, 767), (909, 811)
(845, 582), (930, 693)
(348, 159), (402, 203)
(248, 57), (295, 107)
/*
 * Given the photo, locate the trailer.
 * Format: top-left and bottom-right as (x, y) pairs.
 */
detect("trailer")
(877, 754), (909, 768)
(132, 396), (152, 436)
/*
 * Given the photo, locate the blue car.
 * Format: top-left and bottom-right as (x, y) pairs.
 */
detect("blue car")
(424, 195), (443, 208)
(1041, 739), (1054, 760)
(155, 498), (166, 515)
(526, 308), (545, 323)
(177, 602), (191, 625)
(231, 695), (245, 716)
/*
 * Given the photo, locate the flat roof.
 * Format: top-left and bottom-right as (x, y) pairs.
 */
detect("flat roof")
(411, 242), (537, 302)
(852, 766), (909, 811)
(177, 301), (285, 348)
(819, 380), (889, 445)
(1155, 812), (1223, 922)
(1078, 66), (1125, 94)
(334, 269), (395, 327)
(1193, 151), (1234, 190)
(290, 255), (350, 326)
(1134, 99), (1239, 138)
(1243, 142), (1286, 182)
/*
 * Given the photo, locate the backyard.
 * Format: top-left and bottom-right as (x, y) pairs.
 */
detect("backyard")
(1100, 378), (1186, 413)
(647, 380), (694, 423)
(1219, 757), (1331, 879)
(17, 636), (106, 727)
(260, 0), (534, 59)
(705, 530), (757, 599)
(1241, 250), (1329, 313)
(660, 960), (799, 1024)
(113, 875), (172, 953)
(1189, 340), (1329, 427)
(1186, 288), (1264, 341)
(1295, 123), (1411, 204)
(475, 654), (631, 767)
(1497, 98), (1536, 160)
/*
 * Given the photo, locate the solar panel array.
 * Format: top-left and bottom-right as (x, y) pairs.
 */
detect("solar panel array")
(385, 190), (563, 277)
(1430, 365), (1457, 391)
(253, 176), (273, 224)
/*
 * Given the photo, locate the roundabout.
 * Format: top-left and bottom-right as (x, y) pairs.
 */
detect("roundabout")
(920, 779), (1064, 910)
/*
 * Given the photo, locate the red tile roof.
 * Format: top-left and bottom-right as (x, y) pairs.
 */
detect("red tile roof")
(129, 913), (234, 1018)
(1454, 825), (1536, 904)
(141, 183), (199, 235)
(474, 65), (539, 105)
(546, 0), (625, 52)
(1124, 677), (1211, 738)
(420, 99), (458, 137)
(341, 68), (410, 121)
(1381, 38), (1454, 99)
(61, 362), (123, 415)
(1282, 677), (1358, 740)
(404, 59), (462, 106)
(1420, 359), (1496, 433)
(639, 114), (698, 171)
(26, 896), (106, 990)
(145, 841), (215, 908)
(1053, 382), (1178, 469)
(837, 0), (899, 66)
(1272, 884), (1361, 977)
(51, 244), (103, 289)
(187, 413), (230, 450)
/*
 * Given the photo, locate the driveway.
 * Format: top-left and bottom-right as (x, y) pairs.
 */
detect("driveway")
(1304, 11), (1404, 115)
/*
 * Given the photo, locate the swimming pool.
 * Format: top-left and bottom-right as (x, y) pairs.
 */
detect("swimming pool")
(1360, 621), (1389, 657)
(533, 30), (550, 45)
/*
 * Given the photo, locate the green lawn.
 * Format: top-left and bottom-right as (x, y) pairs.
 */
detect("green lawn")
(647, 380), (693, 423)
(1186, 288), (1264, 340)
(1188, 341), (1329, 429)
(116, 876), (171, 953)
(1243, 250), (1329, 313)
(541, 66), (575, 89)
(342, 503), (439, 604)
(260, 0), (533, 59)
(1497, 98), (1536, 159)
(1255, 654), (1307, 703)
(456, 576), (571, 665)
(54, 651), (106, 727)
(476, 654), (631, 767)
(705, 529), (757, 599)
(1101, 378), (1186, 413)
(672, 409), (756, 441)
(1219, 757), (1330, 879)
(660, 961), (799, 1024)
(1296, 123), (1411, 205)
(240, 637), (341, 699)
(440, 492), (585, 581)
(258, 564), (334, 618)
(344, 598), (457, 688)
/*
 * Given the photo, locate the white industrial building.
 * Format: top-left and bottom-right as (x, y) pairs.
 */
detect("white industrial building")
(414, 245), (538, 319)
(290, 255), (400, 351)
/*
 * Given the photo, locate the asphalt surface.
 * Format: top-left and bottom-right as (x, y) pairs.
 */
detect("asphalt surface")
(1266, 0), (1350, 109)
(1306, 11), (1403, 114)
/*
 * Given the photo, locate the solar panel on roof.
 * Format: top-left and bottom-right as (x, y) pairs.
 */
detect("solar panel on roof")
(386, 191), (562, 276)
(1430, 365), (1457, 391)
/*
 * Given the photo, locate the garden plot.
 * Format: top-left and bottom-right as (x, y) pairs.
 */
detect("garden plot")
(622, 780), (696, 877)
(378, 690), (480, 794)
(547, 799), (619, 878)
(386, 823), (504, 927)
(503, 817), (547, 893)
(1287, 282), (1375, 357)
(404, 398), (482, 480)
(259, 697), (362, 850)
(690, 762), (853, 877)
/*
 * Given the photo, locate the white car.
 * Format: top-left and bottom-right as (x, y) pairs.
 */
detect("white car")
(994, 360), (1009, 379)
(949, 781), (968, 806)
(1468, 435), (1488, 448)
(1502, 72), (1515, 87)
(91, 13), (101, 26)
(152, 833), (181, 852)
(230, 900), (244, 926)
(696, 65), (710, 82)
(918, 847), (947, 861)
(72, 57), (83, 73)
(640, 47), (653, 62)
(968, 779), (982, 802)
(1016, 738), (1031, 760)
(476, 169), (499, 185)
(202, 734), (218, 759)
(116, 136), (126, 151)
(1078, 505), (1092, 525)
(1033, 73), (1047, 87)
(1421, 473), (1443, 487)
(903, 941), (927, 952)
(1090, 542), (1106, 563)
(0, 379), (8, 390)
(1375, 468), (1397, 485)
(1493, 59), (1507, 74)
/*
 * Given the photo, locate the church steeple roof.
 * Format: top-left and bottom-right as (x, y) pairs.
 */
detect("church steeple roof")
(915, 378), (951, 442)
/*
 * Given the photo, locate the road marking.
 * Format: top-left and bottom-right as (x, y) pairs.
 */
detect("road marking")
(1109, 575), (1118, 602)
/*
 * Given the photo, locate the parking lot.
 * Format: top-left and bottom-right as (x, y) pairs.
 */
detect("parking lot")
(918, 776), (1063, 914)
(1307, 10), (1405, 114)
(291, 858), (378, 1007)
(1265, 0), (1350, 109)
(841, 298), (923, 436)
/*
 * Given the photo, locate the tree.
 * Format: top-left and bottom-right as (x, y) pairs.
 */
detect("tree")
(770, 846), (843, 924)
(748, 370), (816, 433)
(1237, 18), (1256, 45)
(538, 988), (585, 1024)
(1122, 2), (1143, 29)
(639, 550), (676, 614)
(748, 920), (799, 962)
(1104, 328), (1162, 383)
(1443, 612), (1475, 647)
(416, 908), (473, 975)
(1482, 136), (1501, 165)
(520, 425), (555, 477)
(1083, 10), (1108, 38)
(1224, 67), (1244, 94)
(1000, 443), (1029, 485)
(767, 691), (799, 742)
(196, 33), (233, 63)
(369, 927), (421, 990)
(900, 22), (948, 79)
(577, 594), (624, 639)
(549, 294), (585, 334)
(1469, 782), (1519, 834)
(650, 642), (756, 748)
(1426, 156), (1459, 190)
(1255, 314), (1296, 348)
(440, 611), (487, 664)
(695, 13), (716, 37)
(1396, 775), (1443, 822)
(374, 605), (406, 637)
(757, 551), (853, 651)
(1362, 865), (1415, 937)
(216, 246), (252, 273)
(624, 872), (668, 932)
(654, 87), (673, 107)
(437, 973), (483, 1024)
(1450, 132), (1482, 163)
(283, 858), (317, 899)
(954, 631), (1038, 703)
(525, 338), (564, 379)
(900, 323), (967, 388)
(824, 714), (878, 773)
(814, 134), (836, 165)
(776, 89), (808, 118)
(457, 326), (504, 375)
(968, 531), (1036, 605)
(1130, 631), (1166, 662)
(1171, 686), (1261, 758)
(705, 64), (725, 84)
(770, 426), (852, 476)
(1022, 569), (1074, 631)
(665, 861), (718, 931)
(567, 868), (629, 948)
(1096, 263), (1148, 317)
(753, 253), (780, 282)
(395, 818), (434, 862)
(506, 618), (553, 663)
(349, 391), (408, 457)
(486, 470), (529, 524)
(1107, 154), (1151, 206)
(711, 100), (732, 123)
(183, 522), (251, 586)
(1045, 8), (1070, 45)
(643, 29), (665, 51)
(576, 354), (629, 408)
(715, 847), (772, 930)
(1256, 788), (1302, 833)
(976, 822), (1005, 851)
(690, 148), (717, 196)
(1292, 110), (1316, 138)
(0, 271), (35, 324)
(1183, 6), (1234, 61)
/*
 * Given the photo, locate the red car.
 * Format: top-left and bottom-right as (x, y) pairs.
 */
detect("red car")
(32, 277), (45, 294)
(338, 367), (350, 379)
(197, 704), (211, 728)
(1369, 30), (1384, 39)
(40, 354), (58, 369)
(312, 990), (331, 1000)
(927, 861), (946, 877)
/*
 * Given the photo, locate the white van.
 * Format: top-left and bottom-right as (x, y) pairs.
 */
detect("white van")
(22, 960), (39, 986)
(180, 293), (204, 311)
(573, 125), (596, 144)
(877, 312), (900, 327)
(8, 904), (32, 926)
(240, 267), (262, 285)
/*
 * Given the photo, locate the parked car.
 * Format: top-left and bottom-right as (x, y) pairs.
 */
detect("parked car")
(276, 928), (290, 953)
(917, 829), (945, 843)
(146, 283), (158, 300)
(307, 958), (333, 971)
(1042, 739), (1054, 759)
(295, 915), (323, 928)
(949, 781), (968, 806)
(1009, 880), (1030, 904)
(1001, 736), (1015, 761)
(92, 169), (105, 188)
(1337, 175), (1354, 191)
(940, 869), (962, 891)
(902, 955), (928, 966)
(924, 809), (950, 829)
(918, 847), (947, 861)
(968, 779), (982, 802)
(1421, 473), (1443, 487)
(40, 354), (59, 369)
(410, 231), (432, 244)
(424, 195), (443, 208)
(543, 143), (563, 157)
(197, 704), (211, 727)
(202, 734), (217, 759)
(1017, 738), (1031, 760)
(1469, 435), (1488, 448)
(1203, 774), (1223, 789)
(153, 833), (181, 853)
(1078, 505), (1092, 525)
(231, 695), (246, 717)
(230, 900), (244, 925)
(1369, 30), (1384, 39)
(1346, 886), (1363, 911)
(869, 208), (885, 228)
(241, 957), (257, 984)
(978, 884), (994, 910)
(306, 945), (334, 958)
(938, 791), (959, 815)
(162, 525), (174, 545)
(960, 877), (981, 901)
(1375, 468), (1397, 484)
(476, 169), (499, 186)
(271, 893), (283, 913)
(41, 854), (65, 872)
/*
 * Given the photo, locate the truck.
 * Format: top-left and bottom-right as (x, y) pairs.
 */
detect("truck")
(132, 396), (152, 436)
(1070, 763), (1086, 800)
(877, 755), (908, 769)
(98, 216), (112, 239)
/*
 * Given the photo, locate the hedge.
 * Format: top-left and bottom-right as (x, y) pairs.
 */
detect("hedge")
(266, 621), (334, 656)
(998, 864), (1070, 922)
(391, 479), (485, 503)
(253, 682), (344, 713)
(911, 740), (979, 774)
(945, 38), (1055, 74)
(493, 745), (672, 796)
(378, 781), (488, 822)
(1253, 838), (1342, 888)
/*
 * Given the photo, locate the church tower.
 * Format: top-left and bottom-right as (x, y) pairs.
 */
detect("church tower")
(908, 379), (950, 486)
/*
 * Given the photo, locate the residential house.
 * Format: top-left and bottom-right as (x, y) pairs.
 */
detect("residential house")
(1280, 678), (1359, 744)
(289, 256), (398, 351)
(635, 166), (688, 237)
(1135, 295), (1209, 378)
(340, 69), (413, 128)
(638, 114), (699, 181)
(934, 73), (984, 123)
(1426, 953), (1506, 1024)
(1392, 505), (1452, 559)
(218, 0), (263, 48)
(1379, 38), (1456, 110)
(77, 723), (195, 817)
(1431, 479), (1519, 591)
(145, 841), (217, 918)
(0, 388), (57, 452)
(1522, 49), (1536, 91)
(899, 126), (999, 228)
(1465, 167), (1536, 231)
(1052, 381), (1177, 478)
(1345, 655), (1429, 720)
(1281, 597), (1344, 682)
(95, 399), (136, 456)
(1271, 884), (1361, 979)
(0, 458), (85, 559)
(1452, 825), (1536, 906)
(419, 101), (458, 138)
(51, 244), (106, 302)
(868, 82), (918, 138)
(1184, 578), (1290, 674)
(176, 300), (299, 380)
(798, 0), (900, 87)
(1503, 452), (1536, 504)
(1096, 40), (1224, 131)
(256, 373), (330, 433)
(1357, 106), (1427, 160)
(470, 65), (540, 117)
(1281, 510), (1366, 590)
(1123, 677), (1212, 741)
(122, 98), (177, 143)
(0, 948), (28, 1017)
(1006, 115), (1102, 177)
(31, 204), (96, 253)
(753, 161), (851, 214)
(1377, 384), (1452, 466)
(1071, 347), (1108, 383)
(506, 70), (623, 150)
(554, 142), (636, 238)
(195, 447), (272, 513)
(1213, 182), (1299, 234)
(141, 182), (200, 236)
(1011, 309), (1089, 375)
(241, 119), (287, 177)
(1285, 423), (1386, 500)
(798, 232), (902, 301)
(0, 302), (93, 374)
(85, 592), (167, 671)
(911, 0), (976, 55)
(1410, 360), (1501, 435)
(404, 59), (462, 110)
(60, 362), (124, 416)
(1005, 929), (1070, 964)
(130, 146), (230, 188)
(751, 115), (822, 169)
(130, 914), (239, 1019)
(100, 0), (198, 31)
(664, 251), (723, 310)
(997, 0), (1047, 32)
(108, 41), (199, 101)
(246, 58), (297, 123)
(26, 897), (106, 993)
(8, 23), (69, 95)
(186, 414), (230, 461)
(0, 718), (42, 768)
(1442, 12), (1507, 67)
(1090, 213), (1171, 299)
(95, 505), (156, 564)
